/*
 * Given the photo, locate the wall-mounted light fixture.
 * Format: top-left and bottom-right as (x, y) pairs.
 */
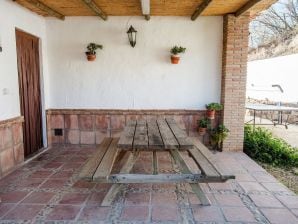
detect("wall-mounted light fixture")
(127, 25), (137, 48)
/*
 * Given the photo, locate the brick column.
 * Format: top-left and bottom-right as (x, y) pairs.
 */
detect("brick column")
(221, 14), (250, 151)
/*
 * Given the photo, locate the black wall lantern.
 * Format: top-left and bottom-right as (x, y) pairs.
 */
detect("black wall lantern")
(127, 25), (137, 48)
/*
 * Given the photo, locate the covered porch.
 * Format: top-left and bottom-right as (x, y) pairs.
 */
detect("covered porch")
(1, 0), (297, 223)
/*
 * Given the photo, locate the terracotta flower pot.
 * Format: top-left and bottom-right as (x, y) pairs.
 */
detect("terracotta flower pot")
(198, 127), (207, 136)
(171, 55), (180, 64)
(207, 109), (216, 120)
(86, 53), (96, 61)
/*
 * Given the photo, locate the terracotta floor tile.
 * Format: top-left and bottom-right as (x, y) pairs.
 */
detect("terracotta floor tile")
(40, 179), (67, 189)
(192, 206), (224, 222)
(4, 204), (43, 220)
(78, 205), (110, 221)
(261, 208), (298, 224)
(50, 171), (73, 179)
(46, 205), (81, 220)
(0, 203), (15, 217)
(125, 192), (150, 206)
(22, 192), (55, 204)
(29, 170), (53, 178)
(121, 206), (149, 221)
(59, 193), (88, 205)
(62, 162), (84, 170)
(94, 183), (112, 191)
(214, 194), (245, 207)
(262, 182), (291, 192)
(222, 207), (256, 222)
(249, 194), (284, 208)
(87, 192), (106, 205)
(252, 171), (277, 183)
(208, 182), (233, 191)
(43, 162), (64, 169)
(276, 195), (298, 209)
(72, 180), (96, 189)
(0, 191), (29, 203)
(15, 178), (45, 188)
(151, 192), (178, 205)
(238, 181), (267, 192)
(151, 206), (179, 221)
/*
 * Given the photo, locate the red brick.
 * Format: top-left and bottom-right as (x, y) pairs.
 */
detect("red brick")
(151, 206), (179, 221)
(121, 206), (149, 221)
(222, 207), (255, 222)
(261, 208), (297, 224)
(192, 206), (224, 222)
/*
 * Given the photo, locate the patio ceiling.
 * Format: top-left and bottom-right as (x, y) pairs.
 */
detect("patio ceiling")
(14, 0), (276, 21)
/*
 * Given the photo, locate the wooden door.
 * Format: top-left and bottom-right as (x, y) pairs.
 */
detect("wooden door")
(16, 29), (43, 157)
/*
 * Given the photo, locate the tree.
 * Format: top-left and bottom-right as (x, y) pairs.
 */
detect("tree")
(250, 0), (298, 48)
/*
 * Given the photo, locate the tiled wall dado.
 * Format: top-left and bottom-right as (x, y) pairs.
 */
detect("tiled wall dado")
(47, 109), (221, 146)
(0, 116), (24, 177)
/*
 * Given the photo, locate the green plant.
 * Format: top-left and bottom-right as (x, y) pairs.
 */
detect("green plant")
(244, 125), (298, 167)
(206, 102), (223, 111)
(86, 43), (103, 55)
(210, 124), (229, 150)
(197, 118), (210, 128)
(170, 46), (186, 55)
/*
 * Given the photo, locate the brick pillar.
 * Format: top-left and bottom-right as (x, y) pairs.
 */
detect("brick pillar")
(221, 14), (249, 151)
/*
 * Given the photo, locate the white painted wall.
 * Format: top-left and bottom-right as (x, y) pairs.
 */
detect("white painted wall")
(0, 0), (48, 120)
(247, 54), (298, 103)
(46, 16), (223, 109)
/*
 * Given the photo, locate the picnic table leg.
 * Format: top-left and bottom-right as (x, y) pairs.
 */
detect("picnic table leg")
(101, 151), (139, 206)
(169, 149), (211, 206)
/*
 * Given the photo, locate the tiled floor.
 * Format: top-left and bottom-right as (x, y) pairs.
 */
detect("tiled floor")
(0, 145), (297, 223)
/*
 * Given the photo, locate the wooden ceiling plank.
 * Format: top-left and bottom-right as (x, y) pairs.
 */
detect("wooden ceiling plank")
(235, 0), (263, 17)
(191, 0), (213, 21)
(81, 0), (108, 21)
(22, 0), (65, 20)
(140, 0), (150, 20)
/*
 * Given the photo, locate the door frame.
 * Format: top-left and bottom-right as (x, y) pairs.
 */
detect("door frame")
(15, 28), (48, 155)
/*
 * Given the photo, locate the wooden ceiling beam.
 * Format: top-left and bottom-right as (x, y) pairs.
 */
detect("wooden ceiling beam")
(191, 0), (213, 21)
(140, 0), (150, 21)
(81, 0), (108, 21)
(235, 0), (262, 17)
(21, 0), (65, 20)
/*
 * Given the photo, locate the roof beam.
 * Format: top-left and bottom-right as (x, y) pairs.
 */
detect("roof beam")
(191, 0), (213, 21)
(81, 0), (108, 21)
(235, 0), (262, 17)
(140, 0), (150, 21)
(23, 0), (65, 20)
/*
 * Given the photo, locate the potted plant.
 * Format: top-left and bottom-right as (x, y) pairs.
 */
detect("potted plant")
(210, 124), (229, 151)
(85, 43), (103, 61)
(170, 46), (186, 64)
(197, 118), (210, 136)
(205, 103), (223, 119)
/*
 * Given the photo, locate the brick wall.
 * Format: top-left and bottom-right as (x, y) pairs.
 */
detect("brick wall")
(221, 14), (250, 151)
(0, 117), (24, 177)
(46, 109), (221, 146)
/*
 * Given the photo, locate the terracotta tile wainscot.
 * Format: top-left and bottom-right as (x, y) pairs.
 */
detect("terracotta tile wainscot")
(0, 116), (24, 177)
(46, 109), (221, 146)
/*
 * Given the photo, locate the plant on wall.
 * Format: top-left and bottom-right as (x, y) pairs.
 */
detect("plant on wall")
(210, 124), (229, 151)
(197, 118), (210, 136)
(205, 102), (223, 120)
(85, 43), (103, 61)
(170, 46), (186, 64)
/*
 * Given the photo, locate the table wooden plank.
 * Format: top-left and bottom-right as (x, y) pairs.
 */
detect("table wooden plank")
(147, 121), (163, 149)
(118, 120), (136, 149)
(166, 118), (193, 149)
(157, 119), (179, 149)
(79, 137), (112, 180)
(133, 120), (149, 149)
(93, 138), (119, 180)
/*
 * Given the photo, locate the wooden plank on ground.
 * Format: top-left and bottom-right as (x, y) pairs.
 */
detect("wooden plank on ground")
(93, 138), (119, 180)
(101, 151), (139, 206)
(166, 118), (193, 150)
(118, 120), (136, 149)
(147, 121), (163, 149)
(190, 137), (235, 180)
(157, 119), (179, 149)
(133, 120), (148, 149)
(169, 149), (211, 206)
(79, 138), (112, 180)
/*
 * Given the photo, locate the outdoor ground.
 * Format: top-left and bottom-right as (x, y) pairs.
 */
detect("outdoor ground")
(0, 145), (297, 223)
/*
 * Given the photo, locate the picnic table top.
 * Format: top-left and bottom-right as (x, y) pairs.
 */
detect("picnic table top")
(118, 118), (193, 150)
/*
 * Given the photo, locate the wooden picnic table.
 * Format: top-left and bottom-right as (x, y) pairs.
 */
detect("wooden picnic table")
(118, 118), (193, 150)
(79, 118), (235, 206)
